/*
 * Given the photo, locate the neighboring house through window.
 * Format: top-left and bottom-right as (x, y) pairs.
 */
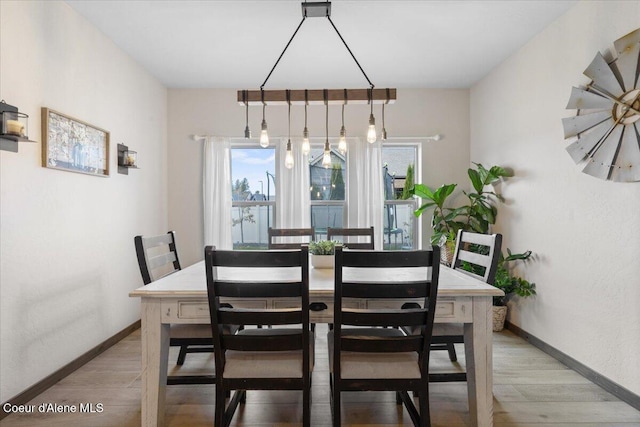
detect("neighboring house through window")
(309, 146), (346, 240)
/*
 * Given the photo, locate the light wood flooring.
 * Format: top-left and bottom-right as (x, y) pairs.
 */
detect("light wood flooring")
(2, 324), (639, 426)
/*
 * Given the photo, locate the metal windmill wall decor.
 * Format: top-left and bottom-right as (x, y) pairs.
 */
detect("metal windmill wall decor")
(562, 28), (640, 182)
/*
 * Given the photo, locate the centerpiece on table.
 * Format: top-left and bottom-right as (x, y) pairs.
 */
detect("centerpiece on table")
(308, 240), (340, 269)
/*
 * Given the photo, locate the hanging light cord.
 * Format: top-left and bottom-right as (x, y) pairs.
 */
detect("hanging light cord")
(325, 89), (329, 140)
(244, 90), (249, 124)
(327, 15), (374, 89)
(304, 89), (308, 127)
(261, 16), (306, 90)
(287, 90), (291, 139)
(369, 88), (373, 115)
(260, 8), (374, 90)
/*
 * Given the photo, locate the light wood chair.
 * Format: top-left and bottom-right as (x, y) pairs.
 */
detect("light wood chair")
(205, 246), (312, 427)
(268, 227), (315, 249)
(329, 246), (440, 427)
(327, 226), (374, 249)
(134, 231), (215, 385)
(430, 229), (502, 382)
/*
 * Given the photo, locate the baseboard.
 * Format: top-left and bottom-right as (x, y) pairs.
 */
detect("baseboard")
(0, 320), (141, 420)
(505, 320), (640, 411)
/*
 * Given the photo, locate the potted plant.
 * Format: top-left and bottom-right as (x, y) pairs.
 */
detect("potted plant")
(411, 163), (512, 264)
(411, 183), (459, 264)
(309, 240), (339, 269)
(491, 249), (536, 331)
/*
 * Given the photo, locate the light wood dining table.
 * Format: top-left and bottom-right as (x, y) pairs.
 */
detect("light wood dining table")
(130, 260), (503, 427)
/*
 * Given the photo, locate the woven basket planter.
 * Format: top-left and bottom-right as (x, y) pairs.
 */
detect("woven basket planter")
(492, 306), (507, 332)
(439, 239), (456, 266)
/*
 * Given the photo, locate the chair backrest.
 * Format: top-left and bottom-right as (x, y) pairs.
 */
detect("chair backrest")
(268, 227), (315, 249)
(205, 246), (311, 377)
(327, 226), (374, 250)
(333, 246), (440, 375)
(134, 231), (181, 285)
(450, 230), (502, 284)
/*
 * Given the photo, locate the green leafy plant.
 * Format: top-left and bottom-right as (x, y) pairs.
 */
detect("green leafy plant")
(412, 183), (460, 246)
(493, 249), (536, 306)
(464, 164), (511, 233)
(309, 240), (339, 255)
(411, 163), (535, 306)
(411, 163), (512, 246)
(400, 163), (415, 200)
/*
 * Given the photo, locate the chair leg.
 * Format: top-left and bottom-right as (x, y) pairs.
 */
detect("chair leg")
(329, 374), (340, 427)
(332, 388), (341, 427)
(419, 387), (431, 427)
(215, 382), (225, 427)
(446, 342), (457, 361)
(303, 384), (311, 427)
(176, 345), (189, 365)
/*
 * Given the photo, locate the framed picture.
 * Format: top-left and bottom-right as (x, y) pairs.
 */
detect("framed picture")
(41, 108), (110, 177)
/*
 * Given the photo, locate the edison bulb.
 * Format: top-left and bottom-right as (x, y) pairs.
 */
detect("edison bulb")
(338, 126), (347, 154)
(285, 141), (294, 169)
(367, 114), (376, 143)
(322, 149), (331, 168)
(260, 119), (269, 148)
(302, 127), (310, 155)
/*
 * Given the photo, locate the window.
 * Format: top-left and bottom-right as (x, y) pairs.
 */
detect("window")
(227, 141), (419, 251)
(230, 147), (276, 249)
(382, 144), (419, 250)
(309, 146), (346, 240)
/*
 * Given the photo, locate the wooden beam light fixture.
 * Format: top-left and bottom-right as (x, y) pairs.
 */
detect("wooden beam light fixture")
(238, 1), (396, 157)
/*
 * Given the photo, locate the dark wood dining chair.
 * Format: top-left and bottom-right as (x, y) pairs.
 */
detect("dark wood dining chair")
(329, 246), (440, 427)
(327, 226), (374, 249)
(268, 227), (315, 249)
(430, 229), (502, 381)
(134, 231), (215, 385)
(205, 246), (312, 427)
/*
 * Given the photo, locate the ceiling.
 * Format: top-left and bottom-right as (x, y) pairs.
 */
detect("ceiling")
(65, 0), (577, 89)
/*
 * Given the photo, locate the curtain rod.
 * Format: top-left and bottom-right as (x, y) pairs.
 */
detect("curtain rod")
(192, 134), (443, 142)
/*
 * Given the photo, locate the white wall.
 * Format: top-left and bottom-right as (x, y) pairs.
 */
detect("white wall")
(471, 1), (640, 395)
(0, 1), (168, 402)
(167, 88), (470, 266)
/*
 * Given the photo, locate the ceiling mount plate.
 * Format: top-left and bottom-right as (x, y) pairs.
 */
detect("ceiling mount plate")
(302, 1), (331, 18)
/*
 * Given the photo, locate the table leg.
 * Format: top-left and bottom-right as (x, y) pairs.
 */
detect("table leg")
(141, 298), (170, 427)
(464, 296), (493, 427)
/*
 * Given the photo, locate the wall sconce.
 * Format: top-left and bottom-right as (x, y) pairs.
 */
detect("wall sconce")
(117, 143), (139, 175)
(0, 100), (36, 153)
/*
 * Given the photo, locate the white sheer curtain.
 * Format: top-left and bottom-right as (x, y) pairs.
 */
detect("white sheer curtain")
(203, 136), (232, 250)
(346, 138), (384, 249)
(275, 138), (311, 229)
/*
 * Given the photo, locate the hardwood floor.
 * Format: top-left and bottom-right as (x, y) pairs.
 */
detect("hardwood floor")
(2, 324), (639, 426)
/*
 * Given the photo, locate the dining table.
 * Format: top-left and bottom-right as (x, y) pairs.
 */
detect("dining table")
(130, 259), (503, 427)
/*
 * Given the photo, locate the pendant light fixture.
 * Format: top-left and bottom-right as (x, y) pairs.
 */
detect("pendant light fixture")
(285, 90), (294, 169)
(238, 2), (395, 148)
(322, 90), (332, 169)
(367, 88), (377, 143)
(338, 88), (347, 154)
(243, 90), (251, 138)
(259, 90), (269, 148)
(302, 90), (310, 155)
(381, 88), (390, 141)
